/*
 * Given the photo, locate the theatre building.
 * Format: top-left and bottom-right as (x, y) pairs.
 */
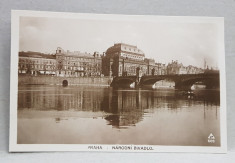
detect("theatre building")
(102, 43), (159, 77)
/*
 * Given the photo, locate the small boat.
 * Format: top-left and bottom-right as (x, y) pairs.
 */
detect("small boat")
(178, 90), (195, 96)
(185, 90), (195, 96)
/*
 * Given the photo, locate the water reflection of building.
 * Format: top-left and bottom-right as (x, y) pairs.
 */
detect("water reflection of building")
(102, 89), (144, 128)
(18, 87), (220, 128)
(18, 87), (104, 111)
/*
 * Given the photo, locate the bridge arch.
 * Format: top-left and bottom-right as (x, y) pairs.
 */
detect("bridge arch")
(62, 80), (68, 86)
(110, 76), (137, 87)
(153, 79), (175, 88)
(175, 76), (219, 90)
(139, 75), (173, 86)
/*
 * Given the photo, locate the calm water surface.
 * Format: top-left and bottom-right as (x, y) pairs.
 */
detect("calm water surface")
(17, 85), (220, 146)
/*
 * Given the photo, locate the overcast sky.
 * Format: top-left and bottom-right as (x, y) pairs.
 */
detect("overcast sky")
(19, 16), (221, 68)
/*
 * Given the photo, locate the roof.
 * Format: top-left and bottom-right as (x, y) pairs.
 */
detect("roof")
(19, 52), (56, 59)
(64, 52), (94, 58)
(106, 43), (145, 56)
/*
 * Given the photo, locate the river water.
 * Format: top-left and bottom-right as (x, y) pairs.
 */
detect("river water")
(17, 85), (220, 146)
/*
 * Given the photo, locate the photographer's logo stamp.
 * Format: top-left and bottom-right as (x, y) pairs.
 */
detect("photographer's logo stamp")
(208, 133), (215, 143)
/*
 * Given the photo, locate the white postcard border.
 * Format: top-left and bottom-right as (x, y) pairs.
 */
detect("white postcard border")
(9, 10), (227, 153)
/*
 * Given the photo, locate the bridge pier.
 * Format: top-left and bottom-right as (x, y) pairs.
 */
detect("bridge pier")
(175, 82), (192, 90)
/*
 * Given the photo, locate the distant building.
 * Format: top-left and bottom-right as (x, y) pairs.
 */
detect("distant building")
(167, 60), (181, 74)
(167, 60), (204, 75)
(18, 52), (56, 75)
(18, 45), (204, 78)
(55, 47), (102, 77)
(155, 63), (167, 75)
(18, 47), (102, 77)
(186, 65), (204, 74)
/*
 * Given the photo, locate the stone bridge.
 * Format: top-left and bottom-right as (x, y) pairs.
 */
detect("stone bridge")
(110, 73), (219, 90)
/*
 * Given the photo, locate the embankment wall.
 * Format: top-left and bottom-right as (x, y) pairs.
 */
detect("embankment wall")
(18, 75), (112, 86)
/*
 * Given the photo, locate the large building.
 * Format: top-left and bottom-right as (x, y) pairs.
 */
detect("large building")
(18, 47), (102, 77)
(18, 52), (56, 75)
(55, 47), (102, 77)
(102, 43), (165, 77)
(18, 45), (204, 78)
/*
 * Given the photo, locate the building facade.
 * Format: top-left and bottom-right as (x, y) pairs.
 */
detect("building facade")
(18, 52), (56, 75)
(155, 63), (167, 75)
(102, 43), (164, 77)
(55, 47), (102, 77)
(18, 45), (204, 78)
(167, 60), (204, 75)
(18, 47), (102, 77)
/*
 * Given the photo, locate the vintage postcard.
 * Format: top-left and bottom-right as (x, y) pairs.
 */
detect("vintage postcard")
(10, 10), (227, 153)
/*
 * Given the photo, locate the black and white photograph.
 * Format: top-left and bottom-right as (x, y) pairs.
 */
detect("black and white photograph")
(9, 10), (227, 153)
